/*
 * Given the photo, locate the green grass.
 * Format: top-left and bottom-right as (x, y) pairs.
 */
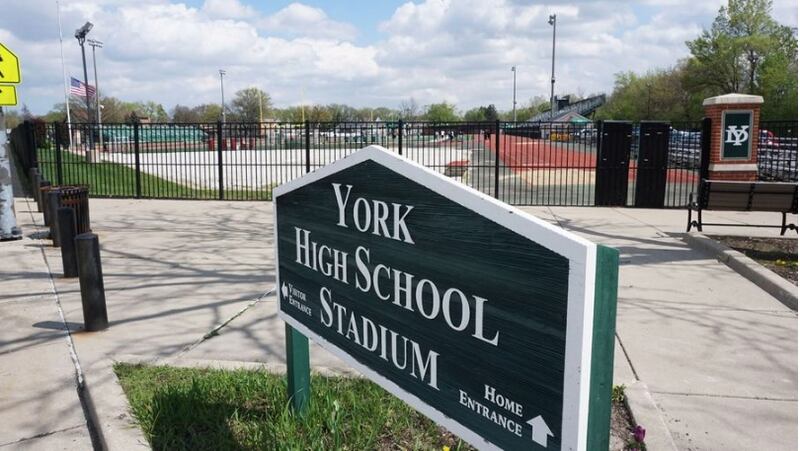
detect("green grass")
(115, 363), (472, 451)
(36, 148), (272, 200)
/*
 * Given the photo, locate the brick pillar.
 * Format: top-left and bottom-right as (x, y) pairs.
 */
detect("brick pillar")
(702, 93), (763, 181)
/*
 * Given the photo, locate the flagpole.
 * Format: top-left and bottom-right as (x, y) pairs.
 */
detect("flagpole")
(57, 0), (73, 149)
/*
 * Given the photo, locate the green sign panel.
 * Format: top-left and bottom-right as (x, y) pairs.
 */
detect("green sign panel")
(721, 110), (753, 159)
(275, 146), (618, 450)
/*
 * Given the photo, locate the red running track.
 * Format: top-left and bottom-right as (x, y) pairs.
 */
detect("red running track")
(476, 134), (697, 184)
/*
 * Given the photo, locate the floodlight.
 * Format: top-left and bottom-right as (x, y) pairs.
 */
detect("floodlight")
(75, 21), (93, 40)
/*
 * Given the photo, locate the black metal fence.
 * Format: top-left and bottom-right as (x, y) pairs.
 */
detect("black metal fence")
(9, 119), (796, 208)
(758, 121), (798, 182)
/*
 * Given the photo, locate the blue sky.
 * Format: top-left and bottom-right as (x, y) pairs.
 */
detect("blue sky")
(1, 0), (796, 115)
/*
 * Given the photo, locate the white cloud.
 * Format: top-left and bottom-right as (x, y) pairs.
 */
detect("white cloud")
(202, 0), (257, 19)
(2, 0), (796, 115)
(260, 3), (357, 41)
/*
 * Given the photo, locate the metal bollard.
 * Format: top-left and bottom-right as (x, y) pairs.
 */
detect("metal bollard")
(37, 180), (51, 214)
(46, 191), (61, 246)
(75, 233), (109, 331)
(57, 207), (78, 278)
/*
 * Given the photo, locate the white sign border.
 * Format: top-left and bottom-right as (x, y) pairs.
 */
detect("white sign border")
(720, 109), (754, 161)
(273, 145), (597, 451)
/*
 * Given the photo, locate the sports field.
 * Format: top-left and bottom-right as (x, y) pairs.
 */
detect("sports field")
(38, 133), (698, 207)
(99, 145), (472, 190)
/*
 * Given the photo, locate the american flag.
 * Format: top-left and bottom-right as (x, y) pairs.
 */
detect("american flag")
(70, 77), (96, 97)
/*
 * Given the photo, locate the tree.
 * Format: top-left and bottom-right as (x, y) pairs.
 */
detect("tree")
(231, 87), (272, 122)
(171, 105), (199, 123)
(423, 102), (460, 123)
(135, 101), (169, 122)
(685, 0), (797, 117)
(194, 104), (223, 122)
(2, 110), (22, 128)
(372, 107), (400, 121)
(464, 104), (499, 122)
(595, 65), (704, 122)
(399, 98), (419, 119)
(307, 104), (333, 123)
(324, 104), (358, 123)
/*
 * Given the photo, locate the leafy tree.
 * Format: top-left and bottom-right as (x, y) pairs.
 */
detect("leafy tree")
(194, 104), (223, 122)
(231, 87), (272, 122)
(372, 107), (400, 121)
(464, 104), (499, 122)
(685, 0), (797, 117)
(307, 104), (333, 123)
(171, 105), (199, 123)
(273, 106), (305, 122)
(134, 101), (169, 122)
(423, 102), (460, 122)
(597, 61), (720, 122)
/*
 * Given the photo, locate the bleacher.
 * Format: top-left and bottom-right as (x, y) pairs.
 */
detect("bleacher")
(527, 94), (606, 122)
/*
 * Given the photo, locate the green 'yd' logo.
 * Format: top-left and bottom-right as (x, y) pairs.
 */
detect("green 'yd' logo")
(721, 111), (753, 159)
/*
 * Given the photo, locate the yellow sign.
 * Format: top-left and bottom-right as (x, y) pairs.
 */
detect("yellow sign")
(0, 85), (17, 106)
(0, 43), (21, 84)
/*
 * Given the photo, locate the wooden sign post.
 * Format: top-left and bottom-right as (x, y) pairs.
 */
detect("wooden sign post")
(274, 145), (618, 450)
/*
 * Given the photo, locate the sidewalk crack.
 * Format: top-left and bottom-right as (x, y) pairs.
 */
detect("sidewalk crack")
(651, 390), (797, 402)
(175, 286), (276, 357)
(0, 424), (84, 447)
(616, 332), (640, 381)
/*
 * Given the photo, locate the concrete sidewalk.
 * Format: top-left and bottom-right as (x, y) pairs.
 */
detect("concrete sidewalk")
(1, 197), (796, 450)
(0, 199), (93, 450)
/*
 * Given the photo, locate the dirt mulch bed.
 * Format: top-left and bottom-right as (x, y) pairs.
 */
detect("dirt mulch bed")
(711, 235), (798, 285)
(610, 399), (639, 450)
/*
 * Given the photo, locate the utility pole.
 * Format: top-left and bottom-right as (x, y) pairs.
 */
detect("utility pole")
(511, 66), (517, 122)
(75, 21), (93, 152)
(88, 39), (103, 150)
(219, 69), (226, 123)
(57, 1), (73, 149)
(259, 89), (263, 123)
(548, 14), (557, 120)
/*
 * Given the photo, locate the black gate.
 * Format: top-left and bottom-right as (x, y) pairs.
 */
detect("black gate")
(634, 122), (669, 208)
(595, 121), (632, 206)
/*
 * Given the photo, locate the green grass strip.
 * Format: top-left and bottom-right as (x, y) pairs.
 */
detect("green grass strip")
(115, 363), (472, 451)
(36, 148), (272, 200)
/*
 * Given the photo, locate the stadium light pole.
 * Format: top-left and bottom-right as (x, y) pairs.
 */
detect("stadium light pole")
(511, 66), (517, 122)
(219, 69), (227, 123)
(88, 38), (103, 150)
(75, 21), (93, 148)
(548, 14), (557, 120)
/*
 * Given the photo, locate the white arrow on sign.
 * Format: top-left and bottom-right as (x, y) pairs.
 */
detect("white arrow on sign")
(281, 282), (288, 299)
(526, 415), (554, 448)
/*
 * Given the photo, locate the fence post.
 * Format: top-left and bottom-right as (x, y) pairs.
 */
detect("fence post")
(304, 120), (311, 174)
(494, 119), (500, 199)
(286, 323), (310, 415)
(398, 120), (403, 156)
(27, 121), (38, 171)
(133, 122), (142, 198)
(217, 120), (224, 200)
(54, 124), (63, 185)
(700, 117), (712, 182)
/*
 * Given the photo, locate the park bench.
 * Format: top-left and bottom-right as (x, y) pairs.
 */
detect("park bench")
(687, 179), (798, 235)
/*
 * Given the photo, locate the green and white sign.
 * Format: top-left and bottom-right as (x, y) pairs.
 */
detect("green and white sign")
(721, 110), (754, 159)
(274, 146), (618, 450)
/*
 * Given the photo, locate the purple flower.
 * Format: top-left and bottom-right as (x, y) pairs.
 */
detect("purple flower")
(633, 425), (646, 442)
